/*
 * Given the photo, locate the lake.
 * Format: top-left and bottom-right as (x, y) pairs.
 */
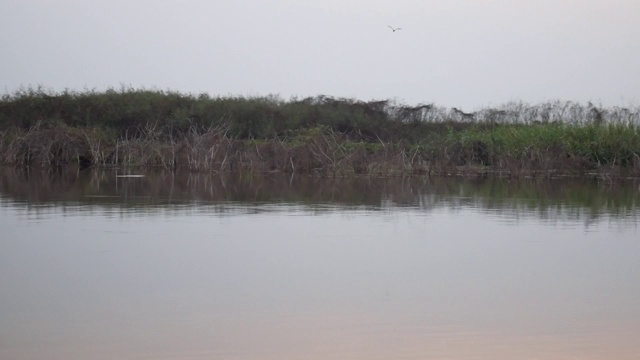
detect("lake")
(1, 168), (639, 359)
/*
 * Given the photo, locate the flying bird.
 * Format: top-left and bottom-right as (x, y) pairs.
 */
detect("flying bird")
(387, 25), (401, 32)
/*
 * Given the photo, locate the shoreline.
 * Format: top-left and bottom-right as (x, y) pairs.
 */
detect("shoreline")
(1, 89), (639, 179)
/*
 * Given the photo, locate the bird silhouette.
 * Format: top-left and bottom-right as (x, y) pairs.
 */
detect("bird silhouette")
(387, 25), (401, 32)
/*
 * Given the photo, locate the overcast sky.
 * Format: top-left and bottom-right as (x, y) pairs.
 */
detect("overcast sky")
(1, 0), (639, 110)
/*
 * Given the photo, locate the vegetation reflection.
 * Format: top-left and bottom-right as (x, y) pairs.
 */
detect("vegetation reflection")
(0, 167), (638, 225)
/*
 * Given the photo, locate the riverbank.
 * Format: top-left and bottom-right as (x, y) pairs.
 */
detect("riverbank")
(1, 88), (639, 178)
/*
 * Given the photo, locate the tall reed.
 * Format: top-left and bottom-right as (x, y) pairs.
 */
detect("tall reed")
(1, 88), (639, 178)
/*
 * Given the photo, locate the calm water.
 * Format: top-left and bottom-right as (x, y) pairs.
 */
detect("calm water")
(1, 168), (639, 360)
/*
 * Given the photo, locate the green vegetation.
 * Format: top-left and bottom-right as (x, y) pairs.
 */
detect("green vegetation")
(1, 87), (639, 178)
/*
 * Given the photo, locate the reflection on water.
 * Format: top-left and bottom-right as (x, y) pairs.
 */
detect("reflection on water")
(1, 167), (640, 226)
(1, 167), (639, 360)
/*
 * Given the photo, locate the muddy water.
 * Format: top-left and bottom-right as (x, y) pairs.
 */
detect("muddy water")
(1, 168), (639, 359)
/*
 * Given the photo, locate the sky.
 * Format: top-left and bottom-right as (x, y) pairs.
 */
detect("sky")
(1, 0), (639, 110)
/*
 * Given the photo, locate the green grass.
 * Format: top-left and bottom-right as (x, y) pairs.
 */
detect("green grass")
(1, 87), (639, 178)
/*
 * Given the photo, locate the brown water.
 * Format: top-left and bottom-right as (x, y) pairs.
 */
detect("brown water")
(1, 168), (639, 359)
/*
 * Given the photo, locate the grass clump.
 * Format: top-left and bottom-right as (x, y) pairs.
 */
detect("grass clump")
(1, 87), (639, 178)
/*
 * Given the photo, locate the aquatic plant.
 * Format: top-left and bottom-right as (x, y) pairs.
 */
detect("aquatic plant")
(1, 88), (639, 178)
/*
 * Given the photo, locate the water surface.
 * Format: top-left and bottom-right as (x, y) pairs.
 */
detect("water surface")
(1, 168), (639, 359)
